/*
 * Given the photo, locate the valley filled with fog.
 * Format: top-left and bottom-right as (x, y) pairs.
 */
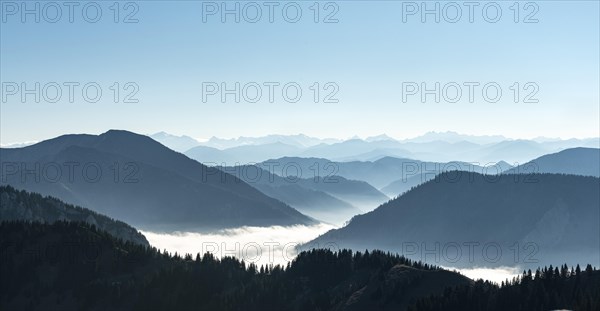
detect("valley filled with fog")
(143, 224), (522, 284)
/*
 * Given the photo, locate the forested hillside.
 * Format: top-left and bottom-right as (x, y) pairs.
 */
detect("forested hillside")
(2, 221), (598, 310)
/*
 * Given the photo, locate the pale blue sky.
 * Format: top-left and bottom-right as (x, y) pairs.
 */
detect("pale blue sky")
(1, 0), (599, 143)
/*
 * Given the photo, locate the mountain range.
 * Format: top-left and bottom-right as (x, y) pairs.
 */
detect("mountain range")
(223, 164), (388, 224)
(258, 157), (494, 194)
(144, 131), (600, 164)
(3, 130), (597, 232)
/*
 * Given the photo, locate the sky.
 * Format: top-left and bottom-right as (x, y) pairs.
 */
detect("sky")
(1, 0), (599, 144)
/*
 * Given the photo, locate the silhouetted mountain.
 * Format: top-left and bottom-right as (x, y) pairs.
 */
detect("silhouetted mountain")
(308, 172), (600, 269)
(494, 160), (514, 172)
(506, 148), (600, 177)
(262, 157), (489, 190)
(297, 136), (533, 163)
(0, 185), (148, 246)
(253, 183), (361, 225)
(301, 139), (404, 161)
(381, 160), (512, 197)
(332, 148), (415, 162)
(0, 130), (314, 231)
(150, 131), (201, 152)
(186, 142), (302, 164)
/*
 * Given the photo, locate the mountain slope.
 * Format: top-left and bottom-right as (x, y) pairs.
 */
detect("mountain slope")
(294, 175), (389, 210)
(380, 174), (436, 198)
(0, 185), (149, 246)
(506, 147), (600, 177)
(0, 130), (315, 230)
(0, 221), (473, 311)
(308, 172), (600, 268)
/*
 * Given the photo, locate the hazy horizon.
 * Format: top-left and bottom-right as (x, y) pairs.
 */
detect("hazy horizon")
(2, 129), (599, 147)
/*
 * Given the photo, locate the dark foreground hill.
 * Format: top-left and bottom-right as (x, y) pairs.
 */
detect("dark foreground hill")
(0, 130), (314, 230)
(409, 264), (600, 311)
(307, 172), (600, 269)
(0, 185), (148, 246)
(2, 221), (598, 310)
(0, 221), (469, 311)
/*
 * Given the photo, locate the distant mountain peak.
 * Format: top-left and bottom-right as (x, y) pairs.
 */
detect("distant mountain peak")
(102, 129), (141, 138)
(365, 134), (397, 142)
(406, 131), (508, 144)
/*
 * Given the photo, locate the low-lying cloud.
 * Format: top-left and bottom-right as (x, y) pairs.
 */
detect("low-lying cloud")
(446, 266), (522, 284)
(142, 223), (336, 267)
(143, 225), (523, 283)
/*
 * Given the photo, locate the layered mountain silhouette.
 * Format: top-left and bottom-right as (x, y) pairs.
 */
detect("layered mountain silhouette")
(0, 130), (315, 230)
(299, 138), (598, 163)
(307, 172), (600, 269)
(381, 174), (437, 198)
(261, 157), (496, 193)
(506, 147), (600, 177)
(381, 160), (514, 197)
(221, 164), (386, 224)
(255, 183), (360, 225)
(186, 142), (302, 164)
(0, 185), (148, 246)
(167, 131), (599, 164)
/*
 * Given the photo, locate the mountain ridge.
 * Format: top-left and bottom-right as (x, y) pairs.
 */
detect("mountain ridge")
(0, 185), (149, 246)
(0, 130), (315, 231)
